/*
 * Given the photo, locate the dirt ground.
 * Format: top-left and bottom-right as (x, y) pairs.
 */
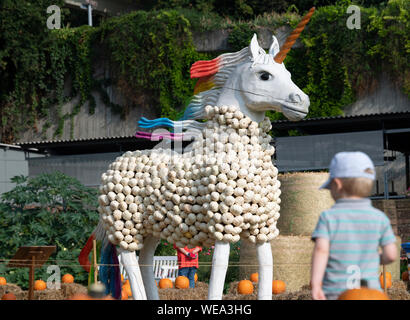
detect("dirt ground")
(1, 281), (409, 300)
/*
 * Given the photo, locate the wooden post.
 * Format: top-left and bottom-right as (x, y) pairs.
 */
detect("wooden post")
(93, 239), (98, 283)
(28, 255), (35, 300)
(7, 246), (56, 300)
(382, 265), (387, 294)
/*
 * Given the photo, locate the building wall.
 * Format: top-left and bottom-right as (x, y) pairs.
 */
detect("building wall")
(28, 152), (122, 188)
(0, 147), (44, 195)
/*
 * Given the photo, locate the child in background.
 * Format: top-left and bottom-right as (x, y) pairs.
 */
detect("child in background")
(174, 244), (202, 288)
(311, 151), (397, 300)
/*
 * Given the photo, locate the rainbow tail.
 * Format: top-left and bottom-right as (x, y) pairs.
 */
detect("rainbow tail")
(78, 234), (95, 273)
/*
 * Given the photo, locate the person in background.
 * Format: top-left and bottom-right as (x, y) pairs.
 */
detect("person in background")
(174, 244), (202, 288)
(311, 151), (397, 300)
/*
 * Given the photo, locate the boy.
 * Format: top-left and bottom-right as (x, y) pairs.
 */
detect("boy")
(311, 151), (397, 300)
(174, 244), (202, 288)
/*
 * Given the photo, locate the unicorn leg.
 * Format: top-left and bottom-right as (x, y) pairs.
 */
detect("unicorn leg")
(256, 242), (273, 300)
(208, 241), (230, 300)
(118, 248), (147, 300)
(139, 235), (160, 300)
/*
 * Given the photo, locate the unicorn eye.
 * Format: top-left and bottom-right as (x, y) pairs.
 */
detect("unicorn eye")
(259, 72), (272, 81)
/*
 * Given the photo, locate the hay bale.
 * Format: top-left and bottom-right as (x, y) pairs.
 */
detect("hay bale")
(381, 236), (402, 281)
(238, 239), (259, 279)
(271, 235), (314, 292)
(387, 281), (410, 300)
(61, 283), (88, 299)
(158, 281), (208, 300)
(32, 288), (65, 300)
(277, 172), (334, 236)
(239, 235), (314, 292)
(0, 283), (24, 298)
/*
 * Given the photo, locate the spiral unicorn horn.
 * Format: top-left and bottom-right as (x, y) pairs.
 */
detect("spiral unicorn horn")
(274, 7), (315, 64)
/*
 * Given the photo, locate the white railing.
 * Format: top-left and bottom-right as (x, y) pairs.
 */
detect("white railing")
(118, 255), (179, 281)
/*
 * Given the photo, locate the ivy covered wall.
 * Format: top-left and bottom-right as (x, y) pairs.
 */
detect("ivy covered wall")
(0, 0), (408, 143)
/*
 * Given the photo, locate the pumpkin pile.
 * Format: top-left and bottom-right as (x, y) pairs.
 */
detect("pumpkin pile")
(175, 276), (189, 289)
(62, 274), (74, 284)
(122, 279), (132, 299)
(34, 280), (47, 291)
(158, 278), (173, 289)
(69, 282), (114, 300)
(238, 275), (286, 295)
(237, 280), (254, 295)
(250, 273), (258, 283)
(272, 280), (286, 294)
(1, 292), (16, 300)
(0, 277), (7, 285)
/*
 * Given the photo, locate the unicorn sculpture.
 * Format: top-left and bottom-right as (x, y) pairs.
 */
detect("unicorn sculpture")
(79, 8), (315, 300)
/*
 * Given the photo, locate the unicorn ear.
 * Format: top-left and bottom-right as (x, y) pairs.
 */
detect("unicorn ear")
(250, 33), (260, 60)
(269, 35), (280, 57)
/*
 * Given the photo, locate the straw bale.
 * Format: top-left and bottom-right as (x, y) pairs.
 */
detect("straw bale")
(158, 281), (209, 300)
(239, 235), (314, 292)
(381, 236), (401, 280)
(61, 283), (88, 299)
(0, 283), (24, 298)
(277, 172), (334, 236)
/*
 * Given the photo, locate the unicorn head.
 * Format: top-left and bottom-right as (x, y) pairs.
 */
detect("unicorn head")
(187, 7), (315, 123)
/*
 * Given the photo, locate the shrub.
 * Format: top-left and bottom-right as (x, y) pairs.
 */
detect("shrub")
(0, 172), (99, 289)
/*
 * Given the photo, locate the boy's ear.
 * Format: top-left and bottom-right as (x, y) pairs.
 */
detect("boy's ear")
(333, 178), (344, 191)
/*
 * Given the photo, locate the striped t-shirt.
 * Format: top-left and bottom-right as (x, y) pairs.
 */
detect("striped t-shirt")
(311, 198), (396, 299)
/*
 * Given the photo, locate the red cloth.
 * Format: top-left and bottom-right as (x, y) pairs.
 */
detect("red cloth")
(173, 244), (202, 268)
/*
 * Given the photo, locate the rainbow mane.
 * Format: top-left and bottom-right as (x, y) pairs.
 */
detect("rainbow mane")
(136, 46), (251, 139)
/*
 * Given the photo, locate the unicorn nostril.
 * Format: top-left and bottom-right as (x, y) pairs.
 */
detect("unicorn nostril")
(289, 93), (302, 103)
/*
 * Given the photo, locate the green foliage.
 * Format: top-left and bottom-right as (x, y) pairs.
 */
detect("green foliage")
(1, 1), (408, 142)
(265, 1), (409, 124)
(196, 242), (241, 292)
(154, 240), (177, 256)
(0, 0), (96, 142)
(96, 10), (208, 120)
(0, 172), (99, 289)
(227, 23), (256, 51)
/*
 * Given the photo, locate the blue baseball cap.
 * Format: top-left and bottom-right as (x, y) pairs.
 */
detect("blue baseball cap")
(320, 151), (376, 189)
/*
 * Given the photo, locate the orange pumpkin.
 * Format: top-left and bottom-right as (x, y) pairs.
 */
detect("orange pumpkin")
(402, 271), (409, 281)
(338, 288), (389, 300)
(159, 278), (173, 289)
(122, 283), (132, 297)
(237, 280), (254, 295)
(34, 280), (47, 291)
(62, 274), (74, 284)
(175, 276), (190, 289)
(250, 273), (258, 283)
(2, 292), (16, 300)
(379, 272), (392, 289)
(272, 280), (286, 294)
(0, 277), (6, 285)
(194, 273), (198, 282)
(69, 293), (92, 300)
(121, 290), (129, 300)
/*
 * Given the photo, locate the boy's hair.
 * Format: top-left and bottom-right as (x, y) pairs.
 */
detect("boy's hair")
(339, 177), (374, 197)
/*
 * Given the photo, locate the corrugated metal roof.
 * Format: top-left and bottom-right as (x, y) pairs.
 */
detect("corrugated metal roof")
(15, 135), (137, 146)
(271, 111), (410, 123)
(14, 111), (410, 146)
